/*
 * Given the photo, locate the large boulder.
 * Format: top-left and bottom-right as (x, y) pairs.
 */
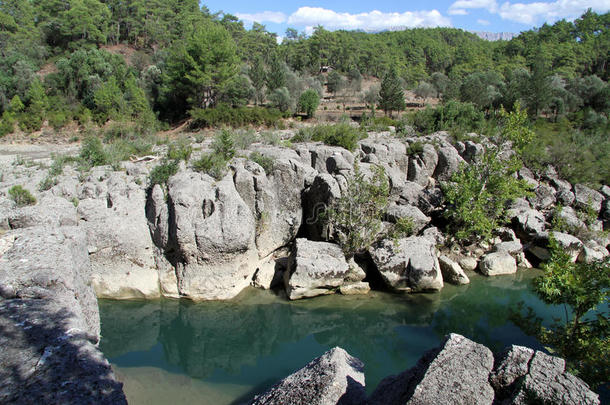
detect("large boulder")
(284, 239), (365, 300)
(574, 184), (604, 214)
(147, 170), (259, 300)
(385, 204), (430, 234)
(433, 144), (465, 181)
(408, 143), (438, 186)
(303, 173), (342, 241)
(249, 347), (366, 405)
(6, 195), (77, 229)
(528, 232), (584, 263)
(530, 184), (556, 210)
(491, 345), (599, 405)
(78, 173), (159, 299)
(369, 237), (443, 291)
(510, 208), (546, 240)
(478, 252), (517, 276)
(233, 157), (314, 258)
(369, 334), (495, 405)
(438, 255), (470, 285)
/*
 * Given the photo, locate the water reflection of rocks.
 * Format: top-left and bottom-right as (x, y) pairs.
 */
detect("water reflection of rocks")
(99, 272), (551, 386)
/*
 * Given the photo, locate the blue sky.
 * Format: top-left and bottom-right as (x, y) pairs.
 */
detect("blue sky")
(202, 0), (610, 39)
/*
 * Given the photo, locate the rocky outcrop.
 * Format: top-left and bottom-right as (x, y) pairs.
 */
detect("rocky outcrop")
(491, 345), (599, 404)
(369, 237), (443, 291)
(369, 333), (495, 405)
(253, 336), (599, 405)
(284, 239), (366, 300)
(438, 255), (470, 285)
(0, 227), (126, 404)
(249, 347), (366, 405)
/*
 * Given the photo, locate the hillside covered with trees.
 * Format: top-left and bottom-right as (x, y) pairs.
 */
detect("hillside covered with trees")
(0, 2), (608, 184)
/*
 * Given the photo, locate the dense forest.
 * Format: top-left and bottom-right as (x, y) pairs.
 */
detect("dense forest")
(0, 1), (608, 182)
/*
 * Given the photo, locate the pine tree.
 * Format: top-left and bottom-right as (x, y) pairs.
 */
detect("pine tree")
(266, 54), (286, 93)
(378, 67), (405, 117)
(249, 56), (266, 105)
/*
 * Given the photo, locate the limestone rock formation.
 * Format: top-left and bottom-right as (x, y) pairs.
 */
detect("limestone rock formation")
(249, 347), (366, 405)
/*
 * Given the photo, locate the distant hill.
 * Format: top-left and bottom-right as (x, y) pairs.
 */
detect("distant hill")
(471, 31), (518, 41)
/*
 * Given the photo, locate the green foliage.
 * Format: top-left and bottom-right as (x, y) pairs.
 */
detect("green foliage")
(268, 87), (292, 112)
(325, 164), (390, 256)
(189, 105), (285, 129)
(442, 149), (532, 243)
(79, 136), (108, 167)
(8, 185), (36, 206)
(249, 151), (274, 173)
(410, 100), (485, 137)
(149, 160), (178, 186)
(512, 237), (609, 388)
(499, 102), (534, 156)
(38, 175), (58, 191)
(294, 123), (363, 151)
(167, 139), (193, 162)
(233, 129), (258, 149)
(0, 112), (15, 136)
(378, 67), (405, 117)
(20, 78), (48, 132)
(298, 89), (320, 118)
(407, 141), (424, 156)
(192, 152), (228, 180)
(211, 130), (235, 160)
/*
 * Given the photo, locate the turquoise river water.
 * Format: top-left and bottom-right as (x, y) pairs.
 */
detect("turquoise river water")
(99, 270), (570, 405)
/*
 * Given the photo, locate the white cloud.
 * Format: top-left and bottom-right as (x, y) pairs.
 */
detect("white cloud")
(286, 7), (451, 32)
(234, 11), (287, 24)
(498, 0), (610, 25)
(477, 18), (491, 25)
(449, 0), (498, 14)
(448, 0), (610, 25)
(449, 9), (469, 15)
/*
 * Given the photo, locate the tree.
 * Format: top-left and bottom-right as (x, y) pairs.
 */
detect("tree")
(430, 72), (449, 98)
(512, 237), (609, 388)
(326, 71), (345, 97)
(526, 50), (551, 116)
(161, 21), (238, 119)
(266, 54), (286, 93)
(268, 87), (292, 112)
(298, 89), (320, 118)
(363, 84), (380, 113)
(249, 56), (266, 105)
(21, 78), (48, 131)
(378, 67), (405, 117)
(414, 82), (436, 102)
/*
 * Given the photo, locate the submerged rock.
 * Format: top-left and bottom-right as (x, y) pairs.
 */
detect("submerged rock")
(249, 347), (366, 405)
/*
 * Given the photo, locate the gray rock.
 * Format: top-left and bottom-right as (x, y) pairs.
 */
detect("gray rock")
(438, 255), (470, 285)
(284, 239), (358, 300)
(7, 195), (77, 229)
(433, 144), (465, 181)
(148, 170), (259, 300)
(577, 242), (608, 263)
(308, 144), (355, 175)
(385, 204), (430, 234)
(479, 252), (517, 276)
(556, 189), (575, 206)
(530, 184), (556, 210)
(79, 173), (159, 299)
(461, 140), (484, 163)
(531, 232), (584, 262)
(398, 181), (424, 206)
(408, 143), (438, 186)
(303, 173), (342, 241)
(574, 184), (604, 213)
(421, 226), (445, 245)
(491, 346), (599, 405)
(369, 333), (495, 405)
(600, 185), (610, 198)
(250, 347), (366, 405)
(458, 256), (478, 271)
(510, 208), (546, 239)
(556, 206), (586, 229)
(549, 176), (572, 193)
(0, 299), (127, 405)
(338, 282), (371, 295)
(369, 237), (443, 291)
(493, 240), (523, 256)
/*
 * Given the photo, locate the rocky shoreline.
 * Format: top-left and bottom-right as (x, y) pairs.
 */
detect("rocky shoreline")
(0, 130), (607, 402)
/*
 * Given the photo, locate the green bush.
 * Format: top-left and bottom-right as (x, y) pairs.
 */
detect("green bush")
(8, 185), (36, 207)
(79, 137), (108, 167)
(233, 129), (258, 149)
(192, 152), (227, 180)
(211, 130), (235, 160)
(167, 139), (193, 162)
(249, 151), (274, 173)
(38, 175), (58, 191)
(410, 100), (485, 137)
(189, 105), (286, 129)
(407, 141), (424, 156)
(48, 110), (70, 130)
(149, 160), (178, 186)
(442, 149), (532, 243)
(298, 89), (320, 118)
(0, 113), (15, 137)
(293, 123), (364, 151)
